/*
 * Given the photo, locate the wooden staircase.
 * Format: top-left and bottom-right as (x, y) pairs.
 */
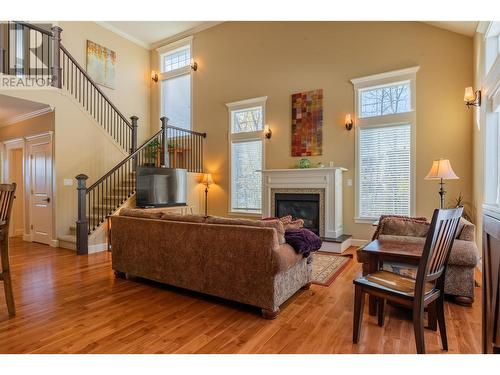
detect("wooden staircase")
(3, 22), (207, 254)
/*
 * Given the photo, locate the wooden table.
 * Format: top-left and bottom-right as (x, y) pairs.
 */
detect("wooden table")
(361, 239), (424, 316)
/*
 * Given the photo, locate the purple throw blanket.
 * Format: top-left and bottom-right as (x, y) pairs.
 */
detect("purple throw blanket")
(284, 228), (322, 257)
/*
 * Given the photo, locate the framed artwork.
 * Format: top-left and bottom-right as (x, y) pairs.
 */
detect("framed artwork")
(86, 40), (116, 89)
(291, 89), (323, 156)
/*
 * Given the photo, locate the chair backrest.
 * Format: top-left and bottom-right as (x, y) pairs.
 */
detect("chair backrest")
(0, 183), (17, 229)
(415, 207), (463, 292)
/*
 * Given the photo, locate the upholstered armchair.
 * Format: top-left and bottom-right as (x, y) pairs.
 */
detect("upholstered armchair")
(356, 215), (480, 305)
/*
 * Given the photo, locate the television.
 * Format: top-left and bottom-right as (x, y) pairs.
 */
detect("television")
(136, 167), (187, 208)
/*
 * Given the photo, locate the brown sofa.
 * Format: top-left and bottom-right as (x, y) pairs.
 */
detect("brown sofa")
(110, 209), (312, 319)
(356, 215), (480, 305)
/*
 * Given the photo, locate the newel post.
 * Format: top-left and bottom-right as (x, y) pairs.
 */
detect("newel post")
(75, 174), (88, 255)
(160, 116), (169, 167)
(130, 116), (138, 170)
(51, 25), (62, 89)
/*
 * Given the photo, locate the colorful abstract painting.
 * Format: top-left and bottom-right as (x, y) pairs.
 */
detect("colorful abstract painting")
(86, 40), (116, 89)
(291, 89), (323, 156)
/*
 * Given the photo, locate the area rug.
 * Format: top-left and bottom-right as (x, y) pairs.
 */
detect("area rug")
(311, 252), (353, 286)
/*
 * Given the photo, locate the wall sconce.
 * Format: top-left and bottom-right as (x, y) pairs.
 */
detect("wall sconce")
(464, 86), (481, 108)
(191, 59), (198, 72)
(151, 71), (158, 83)
(264, 124), (272, 139)
(345, 113), (353, 131)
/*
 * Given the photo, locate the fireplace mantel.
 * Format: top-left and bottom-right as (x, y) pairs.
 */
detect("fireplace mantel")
(261, 167), (347, 239)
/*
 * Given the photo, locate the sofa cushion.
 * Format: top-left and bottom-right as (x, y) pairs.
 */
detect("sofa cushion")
(380, 218), (430, 238)
(457, 218), (476, 242)
(206, 216), (286, 244)
(273, 243), (304, 273)
(377, 235), (478, 267)
(160, 213), (206, 223)
(119, 207), (165, 219)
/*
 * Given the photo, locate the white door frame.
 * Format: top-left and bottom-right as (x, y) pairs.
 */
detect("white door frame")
(25, 132), (55, 246)
(2, 138), (26, 237)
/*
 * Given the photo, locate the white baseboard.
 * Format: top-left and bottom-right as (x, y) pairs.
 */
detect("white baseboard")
(22, 233), (32, 242)
(50, 239), (60, 247)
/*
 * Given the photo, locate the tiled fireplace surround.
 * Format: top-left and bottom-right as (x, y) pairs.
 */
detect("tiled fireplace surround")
(261, 167), (347, 240)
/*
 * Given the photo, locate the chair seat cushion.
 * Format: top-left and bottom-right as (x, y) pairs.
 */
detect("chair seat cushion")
(354, 270), (435, 297)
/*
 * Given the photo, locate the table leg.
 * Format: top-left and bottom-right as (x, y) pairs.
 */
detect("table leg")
(368, 256), (378, 316)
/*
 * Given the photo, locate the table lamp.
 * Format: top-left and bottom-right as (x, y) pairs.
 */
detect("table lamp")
(424, 159), (459, 208)
(202, 173), (214, 217)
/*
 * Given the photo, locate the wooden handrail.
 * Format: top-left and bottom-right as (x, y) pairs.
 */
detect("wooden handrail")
(60, 44), (133, 129)
(15, 21), (53, 36)
(86, 130), (162, 192)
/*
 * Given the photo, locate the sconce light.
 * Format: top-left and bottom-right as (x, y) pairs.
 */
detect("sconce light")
(264, 124), (272, 139)
(151, 71), (158, 83)
(345, 113), (353, 131)
(464, 86), (481, 108)
(191, 59), (198, 72)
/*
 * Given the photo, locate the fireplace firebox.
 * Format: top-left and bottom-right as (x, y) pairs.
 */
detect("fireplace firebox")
(275, 193), (320, 235)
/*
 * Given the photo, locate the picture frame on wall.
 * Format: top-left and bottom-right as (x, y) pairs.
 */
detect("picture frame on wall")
(291, 89), (323, 156)
(86, 40), (116, 89)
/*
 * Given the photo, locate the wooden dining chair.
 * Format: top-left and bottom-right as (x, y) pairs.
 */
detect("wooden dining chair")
(0, 183), (17, 316)
(352, 207), (463, 354)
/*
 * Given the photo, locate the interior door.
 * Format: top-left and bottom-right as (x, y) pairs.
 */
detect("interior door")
(29, 139), (52, 245)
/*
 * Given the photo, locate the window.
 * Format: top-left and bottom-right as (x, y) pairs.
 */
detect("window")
(157, 37), (192, 130)
(483, 22), (500, 213)
(226, 97), (267, 214)
(351, 67), (418, 222)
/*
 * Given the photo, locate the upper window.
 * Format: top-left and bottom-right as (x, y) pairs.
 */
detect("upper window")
(351, 67), (418, 222)
(162, 45), (191, 73)
(226, 97), (267, 214)
(359, 81), (411, 118)
(157, 37), (193, 130)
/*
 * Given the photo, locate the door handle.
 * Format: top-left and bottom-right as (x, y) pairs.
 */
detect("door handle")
(42, 197), (51, 203)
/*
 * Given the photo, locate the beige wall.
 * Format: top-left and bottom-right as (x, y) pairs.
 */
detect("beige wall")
(59, 22), (151, 142)
(152, 21), (474, 240)
(0, 111), (54, 141)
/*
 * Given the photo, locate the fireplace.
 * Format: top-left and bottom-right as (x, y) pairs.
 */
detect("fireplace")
(275, 193), (320, 235)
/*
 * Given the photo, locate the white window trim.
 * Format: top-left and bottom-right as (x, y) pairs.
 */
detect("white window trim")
(157, 36), (193, 130)
(351, 67), (419, 223)
(226, 96), (267, 215)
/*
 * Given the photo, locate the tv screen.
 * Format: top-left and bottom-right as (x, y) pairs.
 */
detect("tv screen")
(136, 167), (187, 208)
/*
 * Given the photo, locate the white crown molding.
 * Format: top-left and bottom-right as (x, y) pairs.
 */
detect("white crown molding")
(1, 106), (53, 127)
(350, 66), (420, 86)
(95, 22), (150, 49)
(225, 96), (268, 109)
(150, 22), (224, 50)
(96, 21), (223, 50)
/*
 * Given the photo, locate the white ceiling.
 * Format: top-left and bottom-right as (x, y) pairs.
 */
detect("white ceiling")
(0, 94), (51, 127)
(98, 21), (220, 48)
(424, 21), (478, 37)
(99, 21), (478, 50)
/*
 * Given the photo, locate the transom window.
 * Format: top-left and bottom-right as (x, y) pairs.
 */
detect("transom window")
(359, 81), (411, 118)
(351, 67), (418, 223)
(226, 97), (267, 214)
(162, 45), (191, 73)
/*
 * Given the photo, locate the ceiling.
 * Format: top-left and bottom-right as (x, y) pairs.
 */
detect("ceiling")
(0, 94), (51, 127)
(423, 21), (478, 37)
(99, 21), (478, 50)
(98, 21), (220, 48)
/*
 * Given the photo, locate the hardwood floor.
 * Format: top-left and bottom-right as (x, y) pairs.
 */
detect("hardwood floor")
(0, 237), (481, 354)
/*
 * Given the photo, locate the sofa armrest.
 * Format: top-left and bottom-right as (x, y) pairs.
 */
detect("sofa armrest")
(457, 218), (476, 242)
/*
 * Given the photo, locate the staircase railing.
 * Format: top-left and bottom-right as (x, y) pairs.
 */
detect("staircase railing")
(1, 22), (135, 154)
(75, 117), (206, 255)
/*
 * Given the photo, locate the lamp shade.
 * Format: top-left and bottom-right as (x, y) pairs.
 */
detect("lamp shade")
(425, 159), (459, 180)
(464, 87), (475, 102)
(202, 173), (214, 186)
